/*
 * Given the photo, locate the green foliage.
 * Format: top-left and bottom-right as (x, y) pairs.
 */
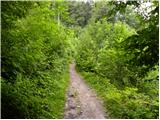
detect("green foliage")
(76, 20), (137, 87)
(122, 24), (158, 76)
(79, 72), (159, 119)
(1, 1), (72, 118)
(75, 1), (159, 119)
(2, 4), (71, 81)
(1, 1), (34, 29)
(91, 1), (159, 76)
(109, 0), (159, 76)
(1, 0), (159, 119)
(2, 70), (69, 118)
(66, 1), (92, 27)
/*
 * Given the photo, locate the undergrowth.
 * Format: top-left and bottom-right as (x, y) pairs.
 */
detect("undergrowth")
(78, 70), (159, 119)
(1, 68), (70, 118)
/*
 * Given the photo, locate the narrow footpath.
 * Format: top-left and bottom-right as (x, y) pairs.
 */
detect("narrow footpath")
(64, 63), (106, 119)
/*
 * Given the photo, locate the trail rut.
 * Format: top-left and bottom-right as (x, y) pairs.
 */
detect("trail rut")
(64, 63), (106, 119)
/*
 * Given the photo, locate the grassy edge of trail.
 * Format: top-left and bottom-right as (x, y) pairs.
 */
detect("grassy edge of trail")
(76, 68), (159, 119)
(1, 66), (70, 119)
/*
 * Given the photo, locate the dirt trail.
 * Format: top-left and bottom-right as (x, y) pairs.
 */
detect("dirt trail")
(64, 63), (106, 119)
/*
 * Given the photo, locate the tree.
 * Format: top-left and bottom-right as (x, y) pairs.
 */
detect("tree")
(66, 1), (92, 27)
(120, 1), (159, 76)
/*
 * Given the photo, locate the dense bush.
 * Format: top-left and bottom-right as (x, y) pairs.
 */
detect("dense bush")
(1, 2), (73, 118)
(75, 4), (158, 118)
(79, 72), (158, 119)
(76, 20), (138, 87)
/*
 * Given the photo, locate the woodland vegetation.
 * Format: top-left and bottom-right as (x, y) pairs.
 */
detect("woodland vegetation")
(1, 0), (159, 119)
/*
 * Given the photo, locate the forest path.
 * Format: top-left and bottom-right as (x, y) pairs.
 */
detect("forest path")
(64, 63), (106, 119)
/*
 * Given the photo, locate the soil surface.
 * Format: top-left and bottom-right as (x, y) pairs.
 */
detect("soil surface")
(64, 63), (106, 119)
